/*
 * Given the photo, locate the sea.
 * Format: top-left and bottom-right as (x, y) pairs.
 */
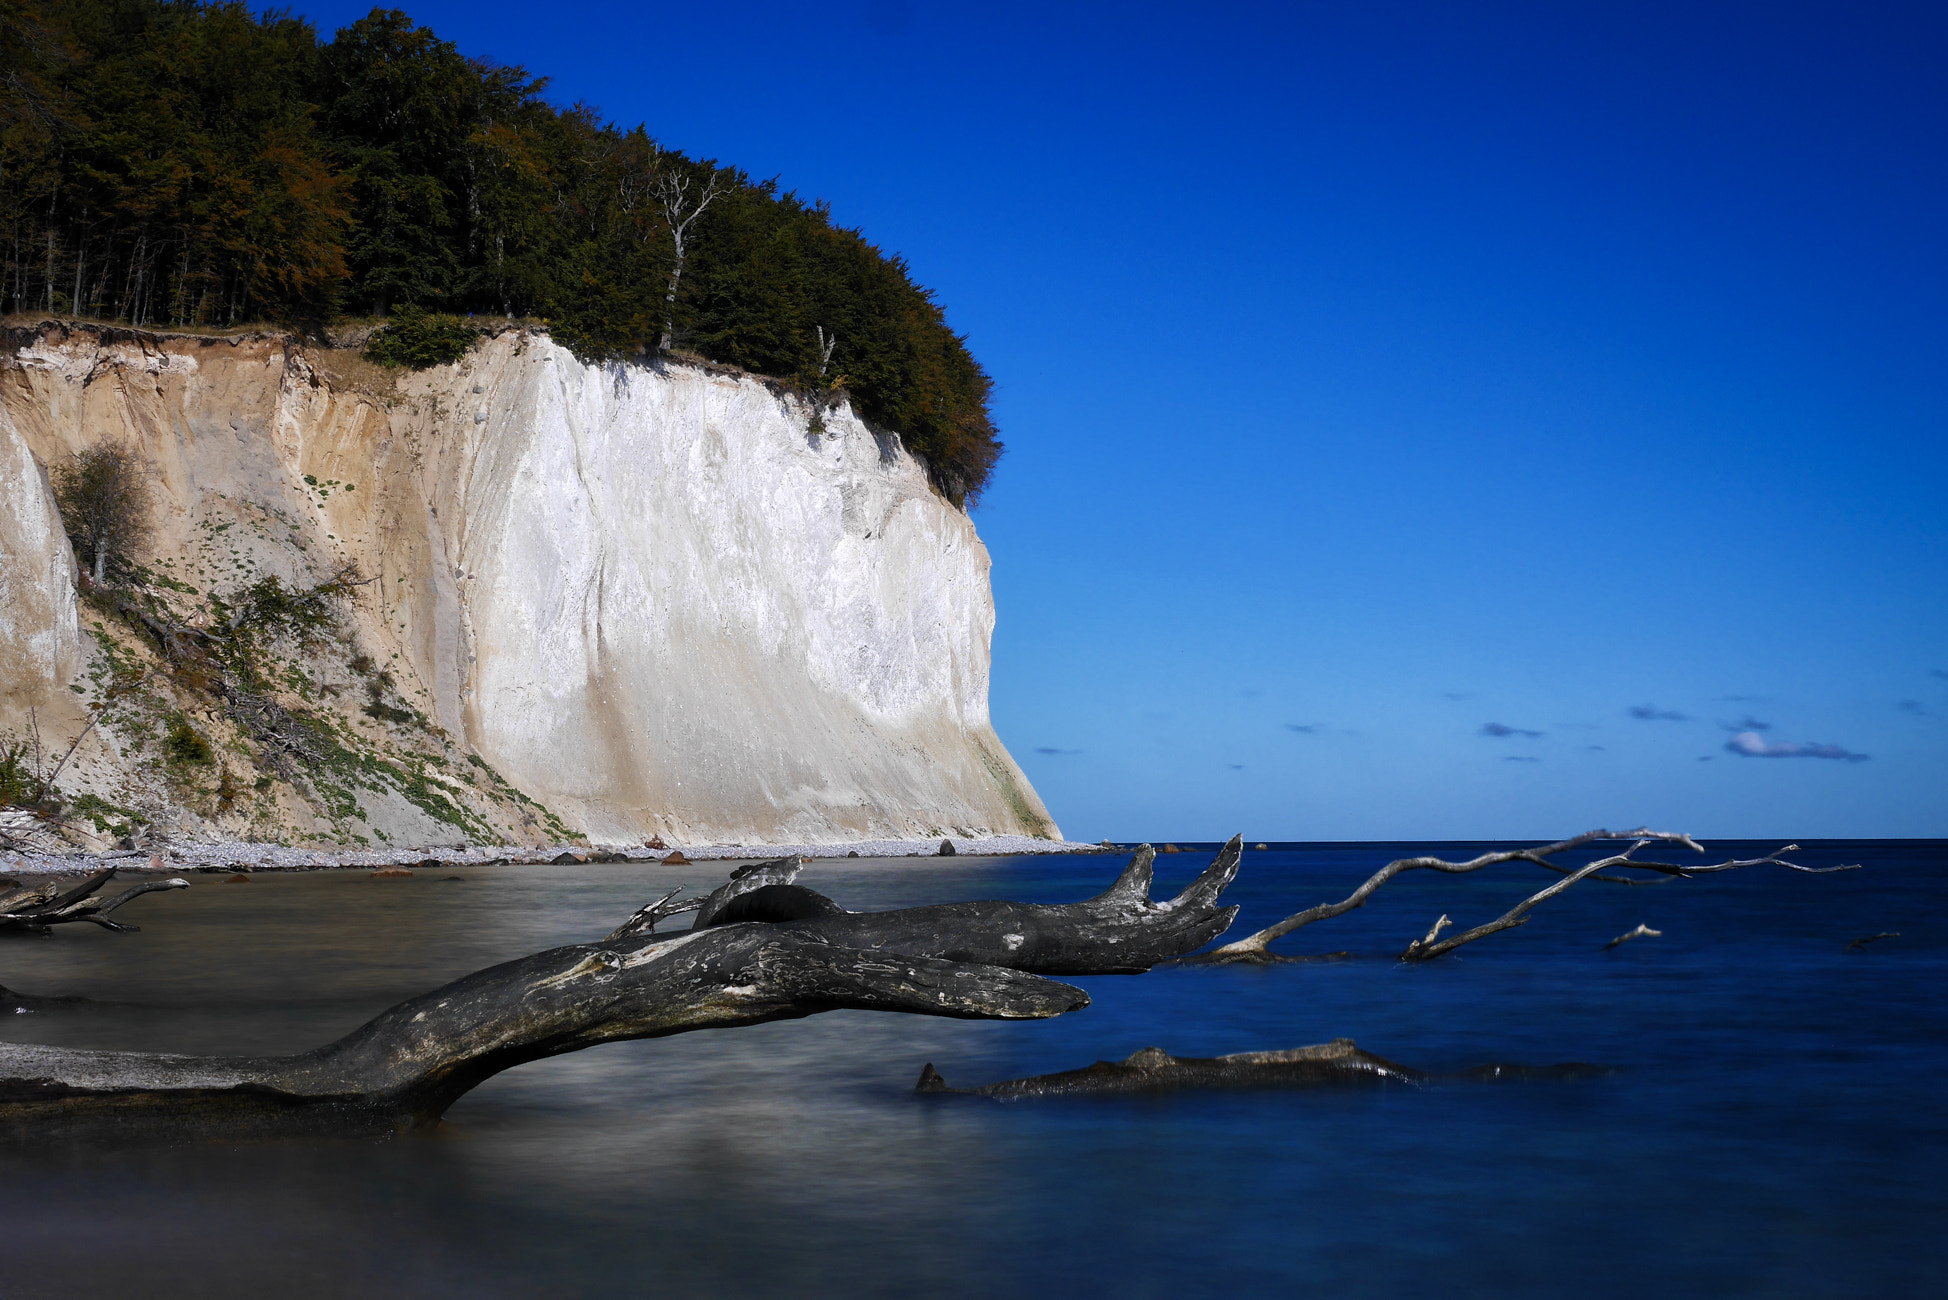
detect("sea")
(1, 840), (1942, 1298)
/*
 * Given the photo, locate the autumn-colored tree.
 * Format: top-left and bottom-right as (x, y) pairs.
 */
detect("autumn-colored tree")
(0, 0), (1002, 501)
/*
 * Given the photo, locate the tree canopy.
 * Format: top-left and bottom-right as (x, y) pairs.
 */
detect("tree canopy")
(0, 2), (999, 502)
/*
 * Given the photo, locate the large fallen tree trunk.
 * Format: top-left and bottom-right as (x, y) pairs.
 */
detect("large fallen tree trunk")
(0, 841), (1242, 1137)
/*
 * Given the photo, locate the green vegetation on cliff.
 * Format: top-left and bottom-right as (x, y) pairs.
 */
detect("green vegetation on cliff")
(0, 1), (999, 501)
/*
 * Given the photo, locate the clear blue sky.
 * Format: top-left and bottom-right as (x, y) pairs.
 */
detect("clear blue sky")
(280, 1), (1946, 840)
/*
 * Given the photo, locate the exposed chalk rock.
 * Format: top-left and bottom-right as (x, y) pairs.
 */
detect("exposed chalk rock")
(0, 325), (1057, 847)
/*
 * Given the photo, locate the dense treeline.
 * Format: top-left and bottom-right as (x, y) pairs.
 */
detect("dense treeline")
(0, 1), (998, 501)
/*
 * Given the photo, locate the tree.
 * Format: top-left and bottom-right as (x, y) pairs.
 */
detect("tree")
(50, 440), (151, 586)
(1, 1), (1006, 503)
(652, 153), (723, 350)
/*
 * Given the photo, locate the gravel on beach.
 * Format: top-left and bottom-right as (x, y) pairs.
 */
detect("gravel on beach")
(0, 834), (1113, 876)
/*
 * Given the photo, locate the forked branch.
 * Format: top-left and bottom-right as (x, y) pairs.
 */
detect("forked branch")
(0, 867), (189, 934)
(1398, 841), (1855, 960)
(1205, 830), (1855, 962)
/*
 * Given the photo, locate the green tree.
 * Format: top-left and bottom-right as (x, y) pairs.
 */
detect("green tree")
(51, 440), (152, 586)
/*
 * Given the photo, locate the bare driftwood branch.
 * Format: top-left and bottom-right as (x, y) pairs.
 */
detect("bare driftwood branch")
(1604, 923), (1661, 951)
(602, 886), (703, 942)
(0, 867), (190, 935)
(1398, 841), (1855, 961)
(1204, 830), (1856, 962)
(0, 846), (1241, 1136)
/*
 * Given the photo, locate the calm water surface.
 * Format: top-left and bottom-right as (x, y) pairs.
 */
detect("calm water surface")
(2, 841), (1942, 1298)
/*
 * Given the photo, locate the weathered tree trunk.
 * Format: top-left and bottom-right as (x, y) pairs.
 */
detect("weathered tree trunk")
(0, 842), (1242, 1137)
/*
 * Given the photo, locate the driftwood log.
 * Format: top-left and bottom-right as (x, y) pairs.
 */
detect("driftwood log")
(0, 841), (1242, 1137)
(0, 867), (190, 935)
(915, 1039), (1609, 1099)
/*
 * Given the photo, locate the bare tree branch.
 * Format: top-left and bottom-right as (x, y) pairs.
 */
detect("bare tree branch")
(0, 867), (189, 935)
(1206, 829), (1702, 960)
(1399, 841), (1855, 961)
(1204, 830), (1854, 962)
(1604, 923), (1661, 950)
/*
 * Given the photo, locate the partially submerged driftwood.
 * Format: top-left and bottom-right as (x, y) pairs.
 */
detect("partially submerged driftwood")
(1193, 830), (1856, 963)
(0, 867), (189, 935)
(0, 829), (1861, 1136)
(914, 1039), (1608, 1100)
(0, 842), (1242, 1137)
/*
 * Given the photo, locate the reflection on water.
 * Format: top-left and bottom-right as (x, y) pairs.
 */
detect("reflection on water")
(2, 844), (1943, 1298)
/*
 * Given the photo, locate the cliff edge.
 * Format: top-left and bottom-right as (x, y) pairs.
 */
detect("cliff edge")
(0, 323), (1057, 848)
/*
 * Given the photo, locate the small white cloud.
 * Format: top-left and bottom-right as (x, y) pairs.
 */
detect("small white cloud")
(1724, 732), (1869, 762)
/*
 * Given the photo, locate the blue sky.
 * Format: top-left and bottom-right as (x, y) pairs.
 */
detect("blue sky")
(280, 1), (1946, 839)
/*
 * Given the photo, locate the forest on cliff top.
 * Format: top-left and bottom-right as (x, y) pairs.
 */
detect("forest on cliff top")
(0, 1), (999, 501)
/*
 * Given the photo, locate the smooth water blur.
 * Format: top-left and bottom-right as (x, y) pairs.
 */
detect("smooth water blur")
(1, 842), (1942, 1299)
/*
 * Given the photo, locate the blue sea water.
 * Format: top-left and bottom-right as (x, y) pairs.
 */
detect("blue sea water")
(1, 840), (1942, 1298)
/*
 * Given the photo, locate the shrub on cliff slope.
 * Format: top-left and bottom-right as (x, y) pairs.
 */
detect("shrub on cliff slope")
(0, 1), (1001, 503)
(51, 442), (153, 587)
(363, 307), (478, 369)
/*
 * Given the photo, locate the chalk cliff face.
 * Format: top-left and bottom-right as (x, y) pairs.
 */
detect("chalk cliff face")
(0, 325), (1056, 846)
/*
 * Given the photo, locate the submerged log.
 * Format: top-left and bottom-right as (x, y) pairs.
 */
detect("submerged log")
(916, 1040), (1423, 1099)
(0, 843), (1242, 1137)
(915, 1039), (1609, 1100)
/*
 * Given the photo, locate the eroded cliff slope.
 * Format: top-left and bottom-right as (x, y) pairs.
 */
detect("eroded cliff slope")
(0, 324), (1056, 848)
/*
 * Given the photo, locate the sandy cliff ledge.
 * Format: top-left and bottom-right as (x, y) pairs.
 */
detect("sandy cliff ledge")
(0, 323), (1056, 846)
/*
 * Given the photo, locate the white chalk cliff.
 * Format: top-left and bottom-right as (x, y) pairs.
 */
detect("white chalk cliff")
(0, 325), (1056, 846)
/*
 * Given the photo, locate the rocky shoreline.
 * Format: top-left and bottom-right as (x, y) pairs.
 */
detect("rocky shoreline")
(0, 834), (1111, 877)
